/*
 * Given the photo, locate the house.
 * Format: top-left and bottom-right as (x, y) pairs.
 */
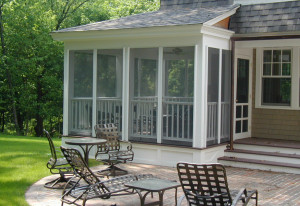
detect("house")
(52, 0), (300, 173)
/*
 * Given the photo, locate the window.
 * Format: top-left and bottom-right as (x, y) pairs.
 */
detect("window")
(262, 49), (291, 106)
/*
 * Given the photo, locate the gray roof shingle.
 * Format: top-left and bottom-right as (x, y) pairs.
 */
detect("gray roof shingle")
(230, 1), (300, 34)
(55, 4), (239, 33)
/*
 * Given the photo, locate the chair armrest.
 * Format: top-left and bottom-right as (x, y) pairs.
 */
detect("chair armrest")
(232, 188), (258, 206)
(119, 140), (133, 151)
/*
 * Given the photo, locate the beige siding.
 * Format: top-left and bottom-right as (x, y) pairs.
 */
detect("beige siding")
(251, 49), (300, 141)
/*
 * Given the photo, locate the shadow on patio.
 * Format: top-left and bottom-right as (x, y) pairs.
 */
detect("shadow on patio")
(26, 163), (300, 206)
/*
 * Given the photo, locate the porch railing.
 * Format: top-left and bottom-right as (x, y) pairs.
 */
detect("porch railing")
(70, 98), (122, 133)
(70, 98), (93, 131)
(96, 97), (122, 133)
(162, 97), (193, 142)
(130, 97), (157, 138)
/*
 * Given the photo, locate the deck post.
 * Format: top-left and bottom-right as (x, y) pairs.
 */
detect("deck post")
(92, 49), (97, 137)
(63, 49), (69, 136)
(193, 42), (206, 148)
(122, 47), (130, 141)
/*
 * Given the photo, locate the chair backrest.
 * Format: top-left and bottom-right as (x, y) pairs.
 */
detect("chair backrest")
(95, 123), (120, 151)
(177, 162), (232, 206)
(60, 146), (101, 185)
(44, 129), (57, 167)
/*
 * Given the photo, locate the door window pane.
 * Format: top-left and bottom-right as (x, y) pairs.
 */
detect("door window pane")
(237, 59), (249, 103)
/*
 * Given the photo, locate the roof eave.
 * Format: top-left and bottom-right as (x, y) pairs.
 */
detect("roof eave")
(232, 31), (300, 39)
(51, 24), (206, 42)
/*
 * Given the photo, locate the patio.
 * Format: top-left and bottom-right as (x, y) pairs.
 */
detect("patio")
(26, 163), (300, 206)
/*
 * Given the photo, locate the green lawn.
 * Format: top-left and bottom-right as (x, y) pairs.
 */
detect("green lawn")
(0, 134), (99, 206)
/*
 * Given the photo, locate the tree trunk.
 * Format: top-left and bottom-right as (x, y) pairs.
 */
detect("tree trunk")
(1, 111), (4, 132)
(34, 76), (43, 137)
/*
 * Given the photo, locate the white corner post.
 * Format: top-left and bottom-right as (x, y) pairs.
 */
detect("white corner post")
(217, 49), (222, 144)
(63, 49), (70, 136)
(122, 47), (130, 141)
(157, 47), (164, 144)
(193, 42), (207, 148)
(92, 49), (98, 137)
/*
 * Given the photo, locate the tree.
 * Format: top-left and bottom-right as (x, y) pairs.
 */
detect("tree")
(0, 0), (160, 136)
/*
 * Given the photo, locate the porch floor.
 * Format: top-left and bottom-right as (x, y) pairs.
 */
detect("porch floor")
(26, 163), (300, 206)
(234, 137), (300, 149)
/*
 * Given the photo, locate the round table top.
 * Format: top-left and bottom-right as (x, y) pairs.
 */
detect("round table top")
(65, 137), (106, 145)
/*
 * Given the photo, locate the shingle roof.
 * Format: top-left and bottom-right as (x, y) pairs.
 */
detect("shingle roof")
(55, 4), (239, 33)
(160, 0), (234, 9)
(230, 1), (300, 34)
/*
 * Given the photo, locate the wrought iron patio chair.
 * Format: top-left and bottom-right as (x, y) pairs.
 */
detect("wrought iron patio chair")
(177, 162), (258, 206)
(44, 129), (73, 189)
(60, 146), (153, 206)
(94, 123), (134, 177)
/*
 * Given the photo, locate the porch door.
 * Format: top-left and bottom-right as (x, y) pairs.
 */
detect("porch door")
(234, 57), (251, 139)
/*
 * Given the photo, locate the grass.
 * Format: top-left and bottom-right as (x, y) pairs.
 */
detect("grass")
(0, 134), (100, 206)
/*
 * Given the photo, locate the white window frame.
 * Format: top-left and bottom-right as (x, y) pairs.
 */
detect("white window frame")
(256, 47), (300, 110)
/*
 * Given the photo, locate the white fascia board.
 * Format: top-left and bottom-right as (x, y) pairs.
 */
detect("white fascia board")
(236, 38), (300, 48)
(200, 25), (234, 40)
(51, 24), (203, 42)
(204, 6), (240, 26)
(233, 31), (300, 38)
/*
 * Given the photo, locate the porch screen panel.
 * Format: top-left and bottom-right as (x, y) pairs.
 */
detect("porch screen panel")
(130, 48), (158, 142)
(97, 49), (123, 132)
(162, 47), (194, 146)
(221, 50), (231, 142)
(69, 50), (93, 134)
(207, 48), (219, 145)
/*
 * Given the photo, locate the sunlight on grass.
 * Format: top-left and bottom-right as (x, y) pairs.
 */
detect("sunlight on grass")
(0, 134), (100, 206)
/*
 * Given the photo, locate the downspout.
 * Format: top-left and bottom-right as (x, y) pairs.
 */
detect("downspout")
(229, 38), (235, 151)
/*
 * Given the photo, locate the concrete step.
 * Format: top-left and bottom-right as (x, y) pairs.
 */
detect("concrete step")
(224, 149), (300, 165)
(218, 156), (300, 174)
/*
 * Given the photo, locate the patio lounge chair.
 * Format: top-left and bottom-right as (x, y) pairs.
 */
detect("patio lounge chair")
(60, 146), (152, 206)
(94, 123), (134, 177)
(177, 162), (258, 206)
(44, 129), (73, 189)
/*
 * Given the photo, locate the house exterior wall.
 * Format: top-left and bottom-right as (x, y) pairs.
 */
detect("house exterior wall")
(251, 49), (300, 141)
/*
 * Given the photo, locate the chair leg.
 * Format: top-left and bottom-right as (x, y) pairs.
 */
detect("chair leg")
(97, 164), (128, 177)
(44, 173), (73, 189)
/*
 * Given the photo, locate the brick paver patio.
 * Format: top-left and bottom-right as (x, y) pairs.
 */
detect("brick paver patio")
(26, 163), (300, 206)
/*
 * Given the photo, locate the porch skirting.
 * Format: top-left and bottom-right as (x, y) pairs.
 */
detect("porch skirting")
(62, 137), (227, 167)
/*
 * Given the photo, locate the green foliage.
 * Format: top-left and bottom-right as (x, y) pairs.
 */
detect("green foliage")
(0, 0), (159, 136)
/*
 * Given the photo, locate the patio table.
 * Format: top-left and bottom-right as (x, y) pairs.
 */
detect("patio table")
(125, 178), (180, 206)
(65, 137), (106, 165)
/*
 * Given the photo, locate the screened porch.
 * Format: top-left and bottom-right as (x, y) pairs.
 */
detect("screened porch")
(67, 45), (231, 148)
